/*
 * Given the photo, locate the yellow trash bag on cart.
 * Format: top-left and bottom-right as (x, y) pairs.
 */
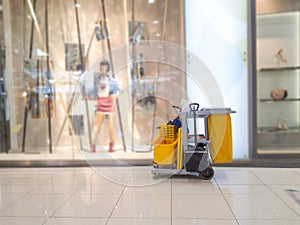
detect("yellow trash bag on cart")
(207, 114), (233, 163)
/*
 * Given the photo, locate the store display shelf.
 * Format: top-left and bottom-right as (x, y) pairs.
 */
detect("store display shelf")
(259, 98), (300, 102)
(259, 66), (300, 72)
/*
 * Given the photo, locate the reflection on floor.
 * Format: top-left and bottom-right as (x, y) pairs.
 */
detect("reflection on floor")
(0, 166), (299, 224)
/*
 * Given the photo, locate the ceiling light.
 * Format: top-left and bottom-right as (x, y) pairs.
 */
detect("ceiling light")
(148, 0), (156, 4)
(153, 20), (159, 24)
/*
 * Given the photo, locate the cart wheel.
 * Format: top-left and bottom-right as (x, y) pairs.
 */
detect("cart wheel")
(153, 164), (159, 169)
(200, 166), (214, 180)
(153, 173), (158, 179)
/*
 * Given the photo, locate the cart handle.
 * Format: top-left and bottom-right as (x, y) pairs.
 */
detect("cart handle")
(173, 105), (182, 113)
(189, 103), (199, 111)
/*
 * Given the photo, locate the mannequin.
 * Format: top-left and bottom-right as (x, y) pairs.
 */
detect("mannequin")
(91, 60), (120, 153)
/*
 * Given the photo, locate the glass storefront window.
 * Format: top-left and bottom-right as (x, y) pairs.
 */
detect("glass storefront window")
(0, 0), (185, 163)
(256, 0), (300, 154)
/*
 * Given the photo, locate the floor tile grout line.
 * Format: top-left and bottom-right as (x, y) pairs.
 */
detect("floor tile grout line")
(289, 168), (300, 177)
(28, 166), (95, 194)
(0, 170), (62, 216)
(104, 181), (129, 225)
(28, 177), (54, 194)
(214, 177), (241, 225)
(4, 171), (54, 204)
(4, 167), (300, 223)
(42, 187), (86, 224)
(42, 173), (95, 225)
(0, 192), (29, 216)
(251, 170), (300, 218)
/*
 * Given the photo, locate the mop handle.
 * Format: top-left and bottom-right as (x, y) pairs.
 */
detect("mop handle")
(189, 103), (199, 111)
(189, 103), (199, 148)
(173, 105), (182, 113)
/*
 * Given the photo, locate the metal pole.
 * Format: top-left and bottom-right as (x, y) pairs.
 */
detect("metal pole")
(36, 60), (40, 117)
(101, 0), (127, 152)
(22, 0), (37, 153)
(74, 0), (92, 150)
(74, 0), (85, 71)
(29, 0), (37, 59)
(45, 0), (53, 153)
(131, 0), (135, 152)
(128, 0), (140, 152)
(150, 0), (168, 151)
(0, 44), (8, 153)
(21, 103), (28, 152)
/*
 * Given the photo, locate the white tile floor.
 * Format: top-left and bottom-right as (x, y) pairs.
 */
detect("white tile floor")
(0, 166), (299, 225)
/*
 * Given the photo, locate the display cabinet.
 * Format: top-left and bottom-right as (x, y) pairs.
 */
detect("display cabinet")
(256, 11), (300, 152)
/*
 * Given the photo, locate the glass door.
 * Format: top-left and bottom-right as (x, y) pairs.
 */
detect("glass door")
(256, 0), (300, 154)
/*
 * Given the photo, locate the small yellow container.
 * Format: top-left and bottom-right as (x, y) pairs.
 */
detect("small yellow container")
(153, 124), (178, 165)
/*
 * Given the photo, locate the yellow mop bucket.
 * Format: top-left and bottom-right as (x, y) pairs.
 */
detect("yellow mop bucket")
(153, 124), (178, 165)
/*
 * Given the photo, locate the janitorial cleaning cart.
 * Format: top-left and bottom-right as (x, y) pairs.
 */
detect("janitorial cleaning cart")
(151, 103), (235, 180)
